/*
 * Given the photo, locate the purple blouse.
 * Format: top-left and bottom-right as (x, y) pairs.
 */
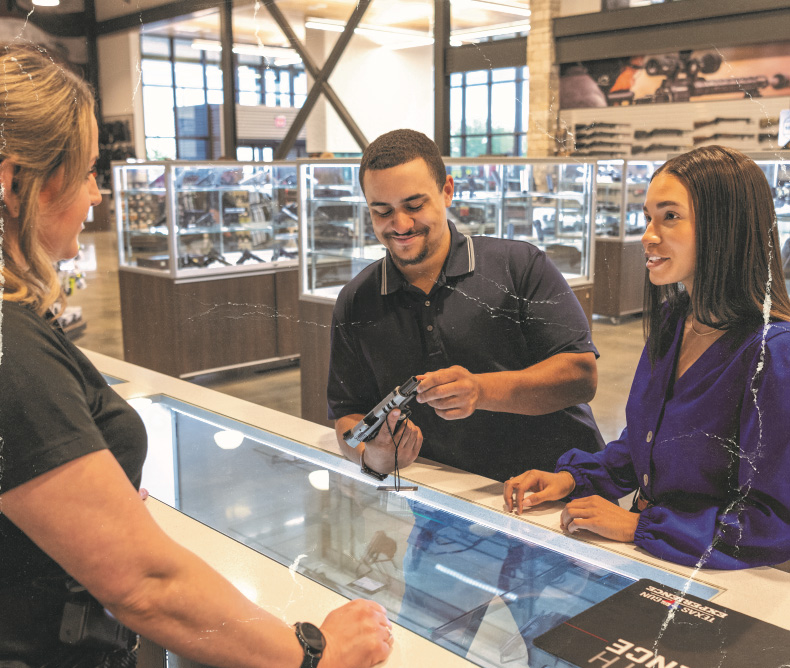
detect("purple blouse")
(557, 312), (790, 569)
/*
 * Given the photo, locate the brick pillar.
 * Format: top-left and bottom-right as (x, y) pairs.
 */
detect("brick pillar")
(527, 0), (560, 157)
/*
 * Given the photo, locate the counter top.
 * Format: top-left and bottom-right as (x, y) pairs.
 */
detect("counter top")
(84, 349), (790, 667)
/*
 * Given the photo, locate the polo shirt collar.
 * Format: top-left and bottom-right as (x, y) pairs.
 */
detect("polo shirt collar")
(380, 221), (475, 295)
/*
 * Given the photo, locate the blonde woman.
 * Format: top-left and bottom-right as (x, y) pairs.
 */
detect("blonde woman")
(0, 44), (392, 667)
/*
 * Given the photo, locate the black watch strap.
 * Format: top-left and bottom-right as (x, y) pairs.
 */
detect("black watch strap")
(360, 450), (388, 481)
(294, 621), (325, 668)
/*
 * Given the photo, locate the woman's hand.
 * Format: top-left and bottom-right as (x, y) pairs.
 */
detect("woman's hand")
(503, 470), (576, 514)
(560, 495), (639, 542)
(320, 599), (394, 668)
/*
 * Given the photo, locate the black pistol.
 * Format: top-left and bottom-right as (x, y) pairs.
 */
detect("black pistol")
(343, 377), (420, 447)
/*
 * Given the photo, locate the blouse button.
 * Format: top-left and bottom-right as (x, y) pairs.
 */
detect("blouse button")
(425, 300), (431, 307)
(643, 474), (649, 486)
(427, 325), (434, 332)
(646, 431), (653, 443)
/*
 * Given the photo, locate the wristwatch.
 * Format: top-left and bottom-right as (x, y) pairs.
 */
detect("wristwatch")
(294, 621), (326, 668)
(360, 450), (387, 481)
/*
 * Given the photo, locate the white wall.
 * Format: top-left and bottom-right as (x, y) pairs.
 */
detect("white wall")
(97, 30), (146, 160)
(305, 30), (434, 153)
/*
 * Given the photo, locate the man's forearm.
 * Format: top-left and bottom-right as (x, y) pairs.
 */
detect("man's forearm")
(476, 352), (597, 415)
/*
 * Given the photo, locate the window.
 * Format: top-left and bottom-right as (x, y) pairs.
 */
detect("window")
(449, 66), (529, 158)
(140, 34), (306, 160)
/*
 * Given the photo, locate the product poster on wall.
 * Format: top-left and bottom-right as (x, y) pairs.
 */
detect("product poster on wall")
(560, 43), (790, 109)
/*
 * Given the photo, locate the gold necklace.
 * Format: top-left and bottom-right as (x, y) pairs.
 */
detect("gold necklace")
(689, 317), (720, 337)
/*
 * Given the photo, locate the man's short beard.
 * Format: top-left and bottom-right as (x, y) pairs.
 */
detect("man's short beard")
(394, 245), (429, 266)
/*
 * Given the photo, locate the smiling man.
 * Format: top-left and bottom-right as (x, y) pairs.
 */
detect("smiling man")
(327, 129), (604, 482)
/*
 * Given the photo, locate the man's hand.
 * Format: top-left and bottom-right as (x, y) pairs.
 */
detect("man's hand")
(560, 495), (639, 543)
(504, 470), (576, 514)
(320, 599), (394, 668)
(336, 409), (423, 475)
(416, 366), (482, 420)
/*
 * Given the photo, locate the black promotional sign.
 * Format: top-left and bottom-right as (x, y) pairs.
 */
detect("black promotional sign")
(534, 579), (790, 668)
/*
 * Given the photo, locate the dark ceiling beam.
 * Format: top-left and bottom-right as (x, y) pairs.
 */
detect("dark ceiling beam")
(267, 0), (371, 159)
(96, 0), (221, 35)
(555, 0), (790, 63)
(446, 36), (527, 73)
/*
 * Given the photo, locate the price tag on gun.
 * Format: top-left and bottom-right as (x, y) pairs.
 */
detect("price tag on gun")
(343, 376), (420, 492)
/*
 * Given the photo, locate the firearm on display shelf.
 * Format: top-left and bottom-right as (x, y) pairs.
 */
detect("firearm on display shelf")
(575, 140), (630, 150)
(634, 128), (685, 139)
(574, 131), (631, 140)
(692, 133), (756, 145)
(632, 144), (685, 155)
(343, 377), (420, 448)
(694, 117), (753, 129)
(575, 122), (629, 131)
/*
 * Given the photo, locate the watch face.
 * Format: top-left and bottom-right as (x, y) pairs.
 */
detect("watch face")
(299, 622), (326, 651)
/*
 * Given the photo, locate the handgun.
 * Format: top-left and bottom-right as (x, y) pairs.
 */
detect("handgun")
(343, 377), (420, 448)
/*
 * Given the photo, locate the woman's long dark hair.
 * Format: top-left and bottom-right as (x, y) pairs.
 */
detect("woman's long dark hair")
(643, 146), (790, 363)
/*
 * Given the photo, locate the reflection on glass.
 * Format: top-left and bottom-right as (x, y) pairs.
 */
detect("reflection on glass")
(135, 396), (718, 668)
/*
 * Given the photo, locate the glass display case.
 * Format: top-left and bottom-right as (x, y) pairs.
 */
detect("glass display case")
(133, 394), (719, 668)
(595, 160), (663, 239)
(298, 157), (597, 302)
(113, 160), (299, 277)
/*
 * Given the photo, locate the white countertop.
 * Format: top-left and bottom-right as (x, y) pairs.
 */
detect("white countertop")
(85, 349), (790, 666)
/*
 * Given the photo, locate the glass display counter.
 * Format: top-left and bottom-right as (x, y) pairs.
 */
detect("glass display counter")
(296, 158), (597, 426)
(132, 394), (718, 668)
(113, 160), (300, 378)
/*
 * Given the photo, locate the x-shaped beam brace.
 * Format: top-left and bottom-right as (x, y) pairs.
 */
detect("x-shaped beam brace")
(262, 0), (372, 158)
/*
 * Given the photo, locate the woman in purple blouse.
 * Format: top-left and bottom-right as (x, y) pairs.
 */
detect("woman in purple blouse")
(505, 146), (790, 570)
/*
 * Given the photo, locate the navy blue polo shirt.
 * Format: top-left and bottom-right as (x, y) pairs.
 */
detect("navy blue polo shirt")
(328, 222), (603, 481)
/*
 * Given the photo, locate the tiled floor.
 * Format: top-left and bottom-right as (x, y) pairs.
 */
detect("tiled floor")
(70, 230), (644, 445)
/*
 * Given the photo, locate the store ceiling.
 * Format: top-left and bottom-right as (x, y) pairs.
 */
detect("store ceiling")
(143, 0), (531, 47)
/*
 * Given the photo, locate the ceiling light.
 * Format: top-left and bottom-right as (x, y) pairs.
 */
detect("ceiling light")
(306, 17), (433, 49)
(31, 0), (60, 5)
(451, 0), (531, 17)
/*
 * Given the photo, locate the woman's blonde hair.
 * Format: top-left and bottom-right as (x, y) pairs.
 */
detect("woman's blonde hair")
(0, 43), (96, 316)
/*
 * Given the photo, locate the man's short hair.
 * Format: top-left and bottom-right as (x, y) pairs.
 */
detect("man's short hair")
(359, 129), (447, 194)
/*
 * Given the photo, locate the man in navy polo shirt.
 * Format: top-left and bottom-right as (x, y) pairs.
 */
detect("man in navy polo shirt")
(328, 129), (603, 483)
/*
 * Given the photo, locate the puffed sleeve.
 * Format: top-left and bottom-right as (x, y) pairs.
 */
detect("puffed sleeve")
(634, 330), (790, 569)
(556, 428), (639, 501)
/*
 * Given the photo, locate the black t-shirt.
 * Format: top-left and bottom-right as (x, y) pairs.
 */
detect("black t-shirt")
(0, 301), (147, 657)
(328, 223), (604, 482)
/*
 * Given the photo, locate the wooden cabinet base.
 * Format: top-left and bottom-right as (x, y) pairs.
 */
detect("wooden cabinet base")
(120, 268), (299, 378)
